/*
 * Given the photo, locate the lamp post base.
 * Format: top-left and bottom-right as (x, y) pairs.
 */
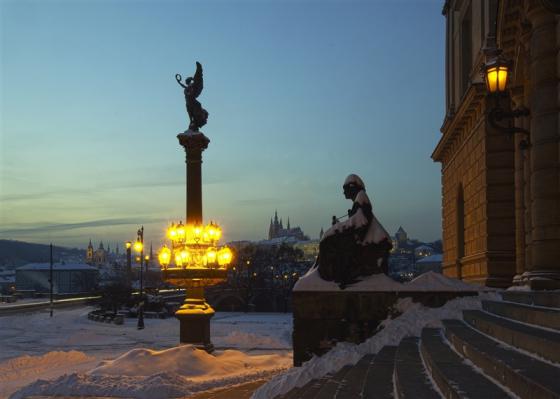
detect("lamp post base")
(175, 285), (215, 352)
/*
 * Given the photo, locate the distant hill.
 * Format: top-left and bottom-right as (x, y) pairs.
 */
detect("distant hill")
(0, 240), (84, 269)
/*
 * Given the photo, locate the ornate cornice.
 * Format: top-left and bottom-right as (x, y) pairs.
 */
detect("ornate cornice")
(432, 83), (486, 163)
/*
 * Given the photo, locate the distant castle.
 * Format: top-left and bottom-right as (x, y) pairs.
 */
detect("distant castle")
(268, 211), (309, 241)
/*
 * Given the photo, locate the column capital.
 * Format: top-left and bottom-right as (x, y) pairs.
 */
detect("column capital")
(177, 130), (210, 157)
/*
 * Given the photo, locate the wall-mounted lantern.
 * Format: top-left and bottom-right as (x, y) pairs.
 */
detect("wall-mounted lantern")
(481, 48), (530, 147)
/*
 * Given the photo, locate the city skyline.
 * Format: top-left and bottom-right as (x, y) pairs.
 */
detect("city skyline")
(1, 0), (445, 248)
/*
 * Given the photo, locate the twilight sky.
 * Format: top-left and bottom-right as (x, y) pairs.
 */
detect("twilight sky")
(0, 0), (445, 249)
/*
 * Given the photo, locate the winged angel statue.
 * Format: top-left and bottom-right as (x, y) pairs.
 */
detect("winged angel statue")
(176, 62), (209, 131)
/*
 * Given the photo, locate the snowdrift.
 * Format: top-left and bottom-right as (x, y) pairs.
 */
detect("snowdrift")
(11, 346), (291, 399)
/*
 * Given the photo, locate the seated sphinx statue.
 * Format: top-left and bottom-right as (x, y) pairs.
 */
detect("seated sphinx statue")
(316, 174), (393, 288)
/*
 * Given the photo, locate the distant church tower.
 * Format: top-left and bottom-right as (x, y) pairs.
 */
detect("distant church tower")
(86, 239), (94, 264)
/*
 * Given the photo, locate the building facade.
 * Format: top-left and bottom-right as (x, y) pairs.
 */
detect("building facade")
(433, 1), (560, 288)
(16, 263), (99, 294)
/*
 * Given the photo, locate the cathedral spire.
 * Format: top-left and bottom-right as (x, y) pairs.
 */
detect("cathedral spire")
(287, 217), (290, 230)
(319, 227), (324, 240)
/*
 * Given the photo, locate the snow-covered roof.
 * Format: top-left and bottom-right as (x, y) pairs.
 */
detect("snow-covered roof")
(0, 275), (15, 283)
(416, 254), (443, 263)
(415, 245), (434, 252)
(17, 263), (98, 271)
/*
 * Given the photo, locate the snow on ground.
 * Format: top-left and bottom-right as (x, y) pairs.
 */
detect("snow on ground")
(0, 307), (292, 398)
(251, 291), (501, 399)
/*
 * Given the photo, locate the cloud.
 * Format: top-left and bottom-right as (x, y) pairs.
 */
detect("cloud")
(0, 217), (166, 236)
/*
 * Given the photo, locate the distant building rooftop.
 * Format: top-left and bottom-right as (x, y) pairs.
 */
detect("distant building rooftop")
(17, 263), (98, 271)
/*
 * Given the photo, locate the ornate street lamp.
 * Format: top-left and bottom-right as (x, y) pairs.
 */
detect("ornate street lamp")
(481, 48), (530, 142)
(158, 62), (233, 352)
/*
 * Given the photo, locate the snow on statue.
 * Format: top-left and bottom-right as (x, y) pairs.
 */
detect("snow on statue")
(316, 174), (393, 288)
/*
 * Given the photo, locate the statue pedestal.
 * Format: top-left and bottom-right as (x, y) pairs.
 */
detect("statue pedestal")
(175, 282), (215, 353)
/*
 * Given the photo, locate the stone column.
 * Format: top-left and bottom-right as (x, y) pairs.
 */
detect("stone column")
(176, 130), (214, 351)
(177, 131), (210, 225)
(511, 90), (527, 282)
(525, 4), (560, 289)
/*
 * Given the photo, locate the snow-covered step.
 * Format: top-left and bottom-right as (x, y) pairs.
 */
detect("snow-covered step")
(482, 299), (560, 331)
(502, 291), (560, 309)
(420, 327), (510, 399)
(362, 345), (397, 399)
(443, 319), (560, 399)
(335, 354), (375, 398)
(394, 337), (439, 399)
(463, 309), (560, 364)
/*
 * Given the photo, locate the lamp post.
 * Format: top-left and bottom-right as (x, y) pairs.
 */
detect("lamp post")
(125, 241), (132, 287)
(134, 226), (145, 330)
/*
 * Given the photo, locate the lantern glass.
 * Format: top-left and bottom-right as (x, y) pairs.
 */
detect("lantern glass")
(133, 240), (143, 253)
(484, 62), (509, 94)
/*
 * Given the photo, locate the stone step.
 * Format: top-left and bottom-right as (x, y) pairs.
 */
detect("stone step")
(313, 365), (353, 398)
(482, 299), (560, 331)
(335, 354), (375, 399)
(502, 291), (560, 309)
(443, 319), (560, 399)
(394, 337), (439, 399)
(420, 327), (510, 399)
(463, 309), (560, 364)
(362, 345), (397, 399)
(279, 376), (330, 399)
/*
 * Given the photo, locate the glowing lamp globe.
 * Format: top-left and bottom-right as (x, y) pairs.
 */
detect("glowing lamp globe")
(175, 253), (183, 267)
(133, 240), (143, 253)
(177, 223), (186, 240)
(168, 226), (178, 241)
(159, 246), (171, 267)
(217, 247), (233, 266)
(206, 249), (217, 264)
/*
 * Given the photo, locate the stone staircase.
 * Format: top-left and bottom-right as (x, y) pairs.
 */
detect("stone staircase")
(279, 291), (560, 399)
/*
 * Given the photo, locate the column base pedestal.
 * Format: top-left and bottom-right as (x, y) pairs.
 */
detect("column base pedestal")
(519, 271), (560, 290)
(175, 287), (215, 353)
